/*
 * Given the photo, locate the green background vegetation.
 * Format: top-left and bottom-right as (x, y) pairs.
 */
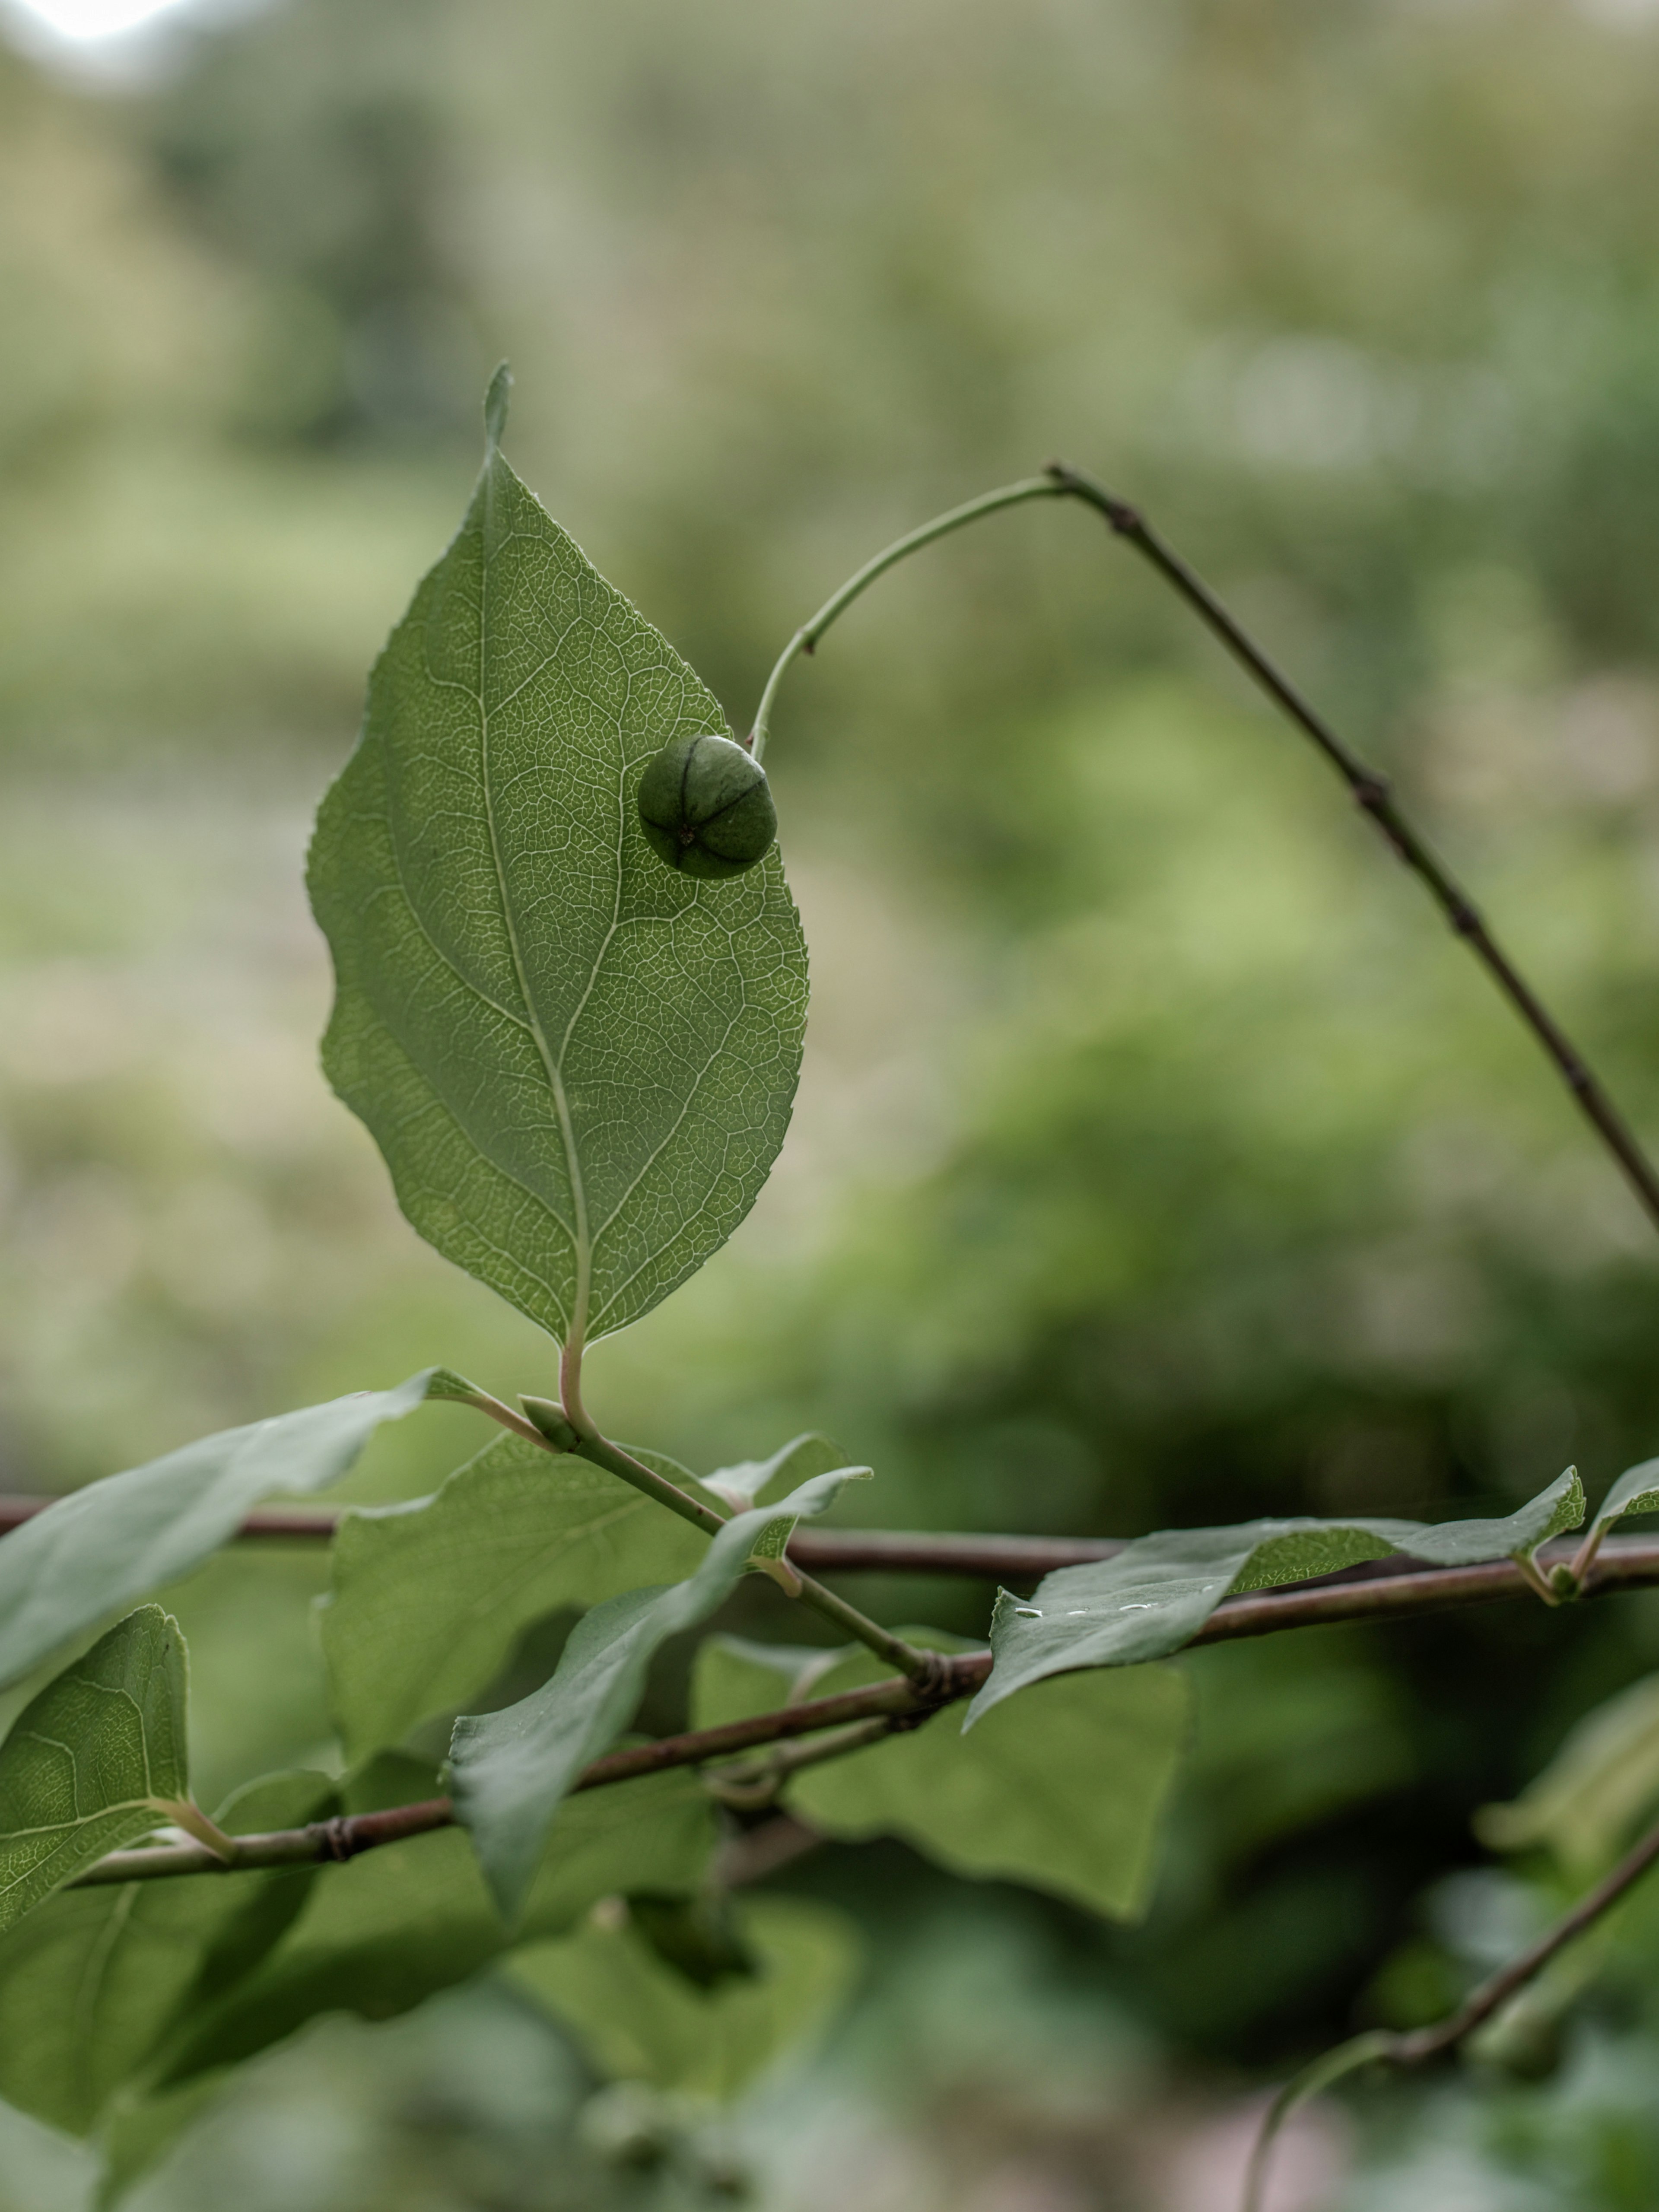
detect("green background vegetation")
(6, 0), (1659, 2203)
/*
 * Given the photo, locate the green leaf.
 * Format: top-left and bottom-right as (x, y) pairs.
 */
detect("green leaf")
(322, 1433), (712, 1761)
(1475, 1670), (1659, 1876)
(693, 1632), (1189, 1922)
(156, 1764), (719, 2091)
(0, 1372), (438, 1691)
(0, 1770), (336, 2137)
(691, 1635), (854, 1728)
(969, 1470), (1584, 1723)
(450, 1465), (871, 1920)
(0, 1607), (191, 1933)
(701, 1433), (852, 1513)
(505, 1894), (860, 2101)
(95, 2081), (222, 2212)
(1583, 1455), (1659, 1548)
(307, 374), (809, 1351)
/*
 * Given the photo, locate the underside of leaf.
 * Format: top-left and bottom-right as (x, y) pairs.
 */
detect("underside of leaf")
(308, 382), (808, 1350)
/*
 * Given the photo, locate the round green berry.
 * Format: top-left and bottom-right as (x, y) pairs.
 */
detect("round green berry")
(636, 734), (777, 879)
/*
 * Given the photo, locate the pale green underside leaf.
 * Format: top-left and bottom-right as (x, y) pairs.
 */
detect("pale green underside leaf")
(0, 1607), (189, 1934)
(694, 1634), (1189, 1923)
(970, 1469), (1584, 1723)
(0, 1372), (436, 1692)
(155, 1765), (718, 2093)
(0, 1770), (335, 2139)
(1476, 1669), (1659, 1876)
(506, 1895), (860, 2102)
(307, 409), (808, 1349)
(701, 1432), (850, 1513)
(322, 1433), (713, 1762)
(450, 1465), (871, 1920)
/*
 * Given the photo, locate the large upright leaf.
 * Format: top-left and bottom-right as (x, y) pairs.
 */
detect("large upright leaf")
(308, 367), (808, 1349)
(507, 1895), (860, 2102)
(969, 1469), (1584, 1724)
(0, 1607), (191, 1932)
(0, 1769), (336, 2137)
(693, 1633), (1189, 1923)
(0, 1371), (437, 1690)
(450, 1465), (871, 1920)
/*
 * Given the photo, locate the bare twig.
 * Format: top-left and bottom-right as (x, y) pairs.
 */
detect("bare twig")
(1046, 461), (1659, 1238)
(17, 1488), (1654, 1607)
(68, 1660), (978, 1890)
(1243, 1808), (1659, 2212)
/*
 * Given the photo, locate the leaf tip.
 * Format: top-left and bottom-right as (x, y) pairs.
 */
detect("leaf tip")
(484, 362), (513, 451)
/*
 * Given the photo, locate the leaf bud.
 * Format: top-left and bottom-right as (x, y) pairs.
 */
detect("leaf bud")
(521, 1395), (578, 1451)
(636, 734), (776, 879)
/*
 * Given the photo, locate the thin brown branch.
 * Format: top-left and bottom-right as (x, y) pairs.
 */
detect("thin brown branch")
(65, 1536), (1659, 1894)
(1244, 1808), (1659, 2211)
(1394, 1809), (1659, 2064)
(706, 1714), (901, 1808)
(0, 1493), (1131, 1574)
(1046, 461), (1659, 1239)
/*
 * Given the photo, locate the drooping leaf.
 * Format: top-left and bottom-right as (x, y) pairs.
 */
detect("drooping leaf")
(322, 1433), (713, 1761)
(450, 1465), (871, 1920)
(156, 1763), (719, 2092)
(0, 1607), (191, 1933)
(693, 1632), (1189, 1922)
(506, 1895), (860, 2101)
(1475, 1671), (1659, 1876)
(969, 1470), (1584, 1724)
(307, 366), (809, 1351)
(0, 1372), (439, 1691)
(700, 1433), (851, 1513)
(0, 1770), (336, 2137)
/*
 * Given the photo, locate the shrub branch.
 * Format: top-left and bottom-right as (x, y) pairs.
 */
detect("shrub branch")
(1243, 1808), (1659, 2212)
(64, 1537), (1659, 1892)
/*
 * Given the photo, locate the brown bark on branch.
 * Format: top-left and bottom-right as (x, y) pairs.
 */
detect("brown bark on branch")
(65, 1537), (1659, 1891)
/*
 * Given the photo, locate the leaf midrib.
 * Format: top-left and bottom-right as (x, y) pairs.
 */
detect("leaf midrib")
(477, 481), (594, 1350)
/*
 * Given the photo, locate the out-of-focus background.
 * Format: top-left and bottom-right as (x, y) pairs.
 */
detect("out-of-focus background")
(6, 0), (1659, 2204)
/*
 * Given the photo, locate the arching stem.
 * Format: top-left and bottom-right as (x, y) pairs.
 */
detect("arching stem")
(747, 476), (1062, 761)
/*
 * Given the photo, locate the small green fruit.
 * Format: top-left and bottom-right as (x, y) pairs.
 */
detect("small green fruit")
(637, 734), (776, 879)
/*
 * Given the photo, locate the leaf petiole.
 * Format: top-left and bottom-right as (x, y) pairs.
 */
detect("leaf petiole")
(552, 1363), (941, 1685)
(153, 1799), (238, 1865)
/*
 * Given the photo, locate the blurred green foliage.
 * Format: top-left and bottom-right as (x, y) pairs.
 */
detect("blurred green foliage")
(7, 0), (1659, 2202)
